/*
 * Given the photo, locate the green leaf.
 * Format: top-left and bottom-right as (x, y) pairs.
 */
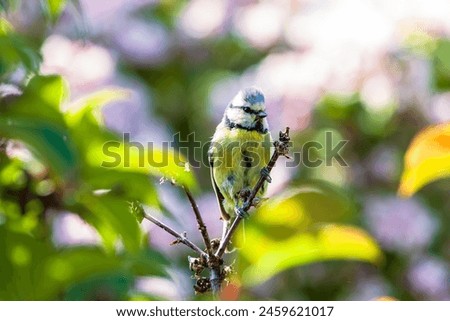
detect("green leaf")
(432, 39), (450, 91)
(399, 122), (450, 197)
(0, 225), (52, 299)
(0, 31), (41, 76)
(0, 157), (26, 189)
(0, 225), (168, 299)
(238, 224), (382, 287)
(63, 273), (133, 300)
(65, 91), (160, 205)
(5, 75), (68, 127)
(84, 167), (159, 207)
(41, 0), (67, 23)
(316, 93), (360, 121)
(236, 184), (381, 286)
(80, 210), (117, 252)
(0, 117), (78, 180)
(0, 76), (78, 180)
(125, 247), (169, 277)
(0, 1), (20, 13)
(78, 193), (143, 253)
(246, 183), (356, 237)
(65, 88), (197, 189)
(65, 88), (131, 121)
(36, 247), (125, 299)
(84, 126), (195, 189)
(0, 17), (14, 34)
(0, 227), (128, 299)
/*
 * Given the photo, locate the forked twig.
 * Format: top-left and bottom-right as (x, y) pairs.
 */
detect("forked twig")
(142, 127), (291, 297)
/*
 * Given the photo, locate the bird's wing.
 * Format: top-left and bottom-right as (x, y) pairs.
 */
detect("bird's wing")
(209, 151), (230, 221)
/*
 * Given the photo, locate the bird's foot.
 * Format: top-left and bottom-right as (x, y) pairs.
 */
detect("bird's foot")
(260, 167), (272, 183)
(238, 187), (252, 201)
(235, 207), (249, 219)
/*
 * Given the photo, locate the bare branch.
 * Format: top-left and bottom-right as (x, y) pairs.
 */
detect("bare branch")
(142, 127), (291, 297)
(183, 186), (213, 257)
(216, 127), (291, 258)
(210, 265), (222, 298)
(183, 186), (222, 296)
(143, 212), (207, 257)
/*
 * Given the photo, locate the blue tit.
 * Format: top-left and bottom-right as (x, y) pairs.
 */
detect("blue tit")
(208, 87), (272, 240)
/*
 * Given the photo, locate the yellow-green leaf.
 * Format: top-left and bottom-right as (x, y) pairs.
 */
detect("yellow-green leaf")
(235, 183), (378, 286)
(0, 117), (78, 180)
(84, 167), (159, 207)
(244, 183), (355, 239)
(0, 33), (42, 74)
(399, 122), (450, 197)
(78, 193), (143, 253)
(65, 88), (131, 125)
(0, 226), (168, 300)
(238, 224), (382, 287)
(4, 75), (68, 127)
(65, 88), (196, 188)
(0, 17), (13, 35)
(41, 0), (67, 23)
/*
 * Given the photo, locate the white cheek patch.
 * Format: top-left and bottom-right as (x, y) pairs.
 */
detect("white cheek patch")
(227, 108), (241, 121)
(227, 108), (254, 128)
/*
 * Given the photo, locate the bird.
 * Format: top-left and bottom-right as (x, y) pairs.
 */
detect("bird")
(208, 87), (272, 241)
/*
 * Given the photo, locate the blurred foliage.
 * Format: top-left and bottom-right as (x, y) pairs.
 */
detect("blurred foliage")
(239, 224), (381, 286)
(0, 225), (168, 300)
(40, 0), (68, 24)
(399, 123), (450, 197)
(0, 71), (191, 298)
(0, 17), (41, 77)
(432, 39), (450, 91)
(237, 183), (382, 286)
(1, 1), (449, 301)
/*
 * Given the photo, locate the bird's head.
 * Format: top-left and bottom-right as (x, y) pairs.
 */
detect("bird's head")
(224, 87), (268, 130)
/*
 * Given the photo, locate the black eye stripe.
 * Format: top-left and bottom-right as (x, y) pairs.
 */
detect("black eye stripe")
(241, 106), (259, 114)
(229, 105), (262, 114)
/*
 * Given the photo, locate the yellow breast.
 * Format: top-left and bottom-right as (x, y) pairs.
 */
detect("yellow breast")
(210, 126), (272, 215)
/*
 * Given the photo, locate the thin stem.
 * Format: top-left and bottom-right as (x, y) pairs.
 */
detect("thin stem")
(142, 127), (290, 297)
(216, 127), (291, 258)
(143, 212), (206, 257)
(183, 186), (213, 257)
(210, 266), (222, 298)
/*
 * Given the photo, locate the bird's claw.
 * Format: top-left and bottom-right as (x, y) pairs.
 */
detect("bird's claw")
(238, 188), (251, 200)
(235, 207), (249, 219)
(260, 167), (272, 183)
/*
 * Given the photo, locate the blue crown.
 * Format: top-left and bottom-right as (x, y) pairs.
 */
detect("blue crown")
(242, 87), (265, 105)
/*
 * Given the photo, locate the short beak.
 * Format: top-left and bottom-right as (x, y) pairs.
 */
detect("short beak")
(256, 111), (267, 118)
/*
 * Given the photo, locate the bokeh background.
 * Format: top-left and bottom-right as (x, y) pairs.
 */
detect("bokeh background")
(0, 0), (449, 300)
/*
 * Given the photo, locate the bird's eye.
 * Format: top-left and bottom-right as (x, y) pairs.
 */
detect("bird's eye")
(243, 107), (251, 113)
